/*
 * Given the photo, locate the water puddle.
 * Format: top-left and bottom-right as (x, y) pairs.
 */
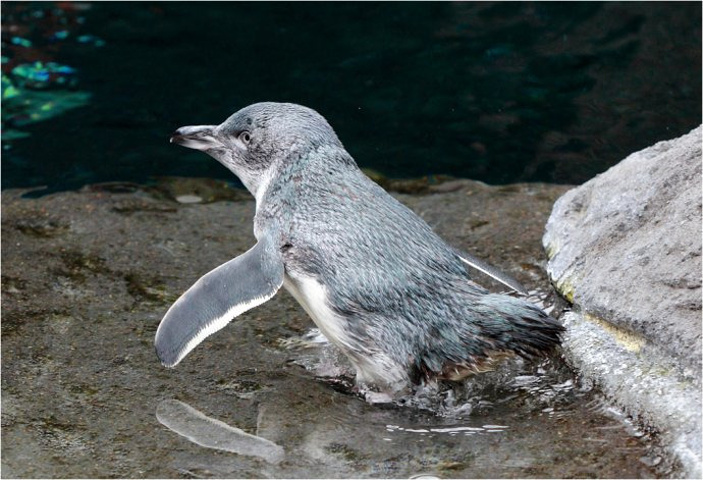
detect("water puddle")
(154, 291), (665, 477)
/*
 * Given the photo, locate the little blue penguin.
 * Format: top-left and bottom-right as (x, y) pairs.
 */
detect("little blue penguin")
(155, 102), (564, 394)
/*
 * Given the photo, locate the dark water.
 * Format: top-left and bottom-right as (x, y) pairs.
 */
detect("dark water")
(2, 2), (701, 195)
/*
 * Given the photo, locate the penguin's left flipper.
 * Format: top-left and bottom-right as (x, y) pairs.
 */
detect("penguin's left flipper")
(155, 234), (284, 367)
(455, 250), (528, 295)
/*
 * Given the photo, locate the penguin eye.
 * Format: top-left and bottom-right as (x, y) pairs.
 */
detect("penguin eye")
(239, 131), (252, 145)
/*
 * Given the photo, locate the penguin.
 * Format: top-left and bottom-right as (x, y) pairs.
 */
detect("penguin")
(155, 102), (564, 394)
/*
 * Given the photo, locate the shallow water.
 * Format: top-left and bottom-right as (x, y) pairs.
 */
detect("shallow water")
(148, 294), (665, 479)
(151, 333), (661, 479)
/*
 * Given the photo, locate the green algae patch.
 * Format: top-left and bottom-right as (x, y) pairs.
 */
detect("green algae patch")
(553, 275), (576, 304)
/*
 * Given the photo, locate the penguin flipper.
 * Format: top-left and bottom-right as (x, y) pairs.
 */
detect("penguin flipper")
(456, 251), (528, 295)
(155, 235), (284, 367)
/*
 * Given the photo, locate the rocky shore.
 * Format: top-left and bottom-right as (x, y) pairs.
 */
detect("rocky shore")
(2, 132), (698, 476)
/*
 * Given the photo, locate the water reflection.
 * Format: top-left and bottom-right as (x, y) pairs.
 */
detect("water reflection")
(155, 399), (285, 464)
(386, 423), (509, 435)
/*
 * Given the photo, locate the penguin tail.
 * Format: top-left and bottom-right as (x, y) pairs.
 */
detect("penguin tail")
(478, 293), (565, 360)
(409, 294), (565, 385)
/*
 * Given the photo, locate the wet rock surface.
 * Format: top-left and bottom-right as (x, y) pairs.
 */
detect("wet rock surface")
(2, 179), (670, 478)
(544, 126), (702, 478)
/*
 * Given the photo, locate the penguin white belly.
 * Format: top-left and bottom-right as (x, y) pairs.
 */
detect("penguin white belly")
(282, 274), (352, 351)
(282, 273), (408, 390)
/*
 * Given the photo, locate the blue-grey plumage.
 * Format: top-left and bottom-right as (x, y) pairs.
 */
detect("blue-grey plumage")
(156, 102), (564, 393)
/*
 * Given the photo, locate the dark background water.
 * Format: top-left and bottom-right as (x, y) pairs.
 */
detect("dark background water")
(2, 2), (701, 195)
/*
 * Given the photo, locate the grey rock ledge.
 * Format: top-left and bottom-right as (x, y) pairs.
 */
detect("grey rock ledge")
(544, 125), (702, 478)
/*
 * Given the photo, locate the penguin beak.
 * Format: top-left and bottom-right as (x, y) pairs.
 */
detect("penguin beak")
(170, 125), (223, 151)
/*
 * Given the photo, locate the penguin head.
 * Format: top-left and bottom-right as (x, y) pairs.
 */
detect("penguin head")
(170, 102), (343, 196)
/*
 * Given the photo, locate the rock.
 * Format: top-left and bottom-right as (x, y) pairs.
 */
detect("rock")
(543, 125), (702, 478)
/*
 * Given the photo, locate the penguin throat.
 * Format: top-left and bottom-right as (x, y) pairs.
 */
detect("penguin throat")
(251, 168), (275, 204)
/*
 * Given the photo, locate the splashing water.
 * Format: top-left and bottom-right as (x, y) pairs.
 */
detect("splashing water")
(283, 288), (578, 418)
